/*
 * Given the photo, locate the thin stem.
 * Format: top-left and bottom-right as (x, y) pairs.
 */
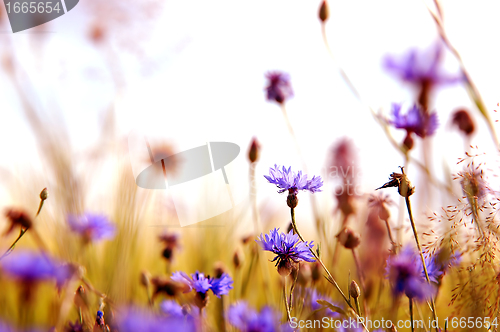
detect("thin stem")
(283, 277), (292, 322)
(409, 298), (414, 332)
(405, 196), (439, 332)
(352, 249), (368, 317)
(354, 297), (361, 317)
(1, 194), (46, 260)
(384, 219), (397, 254)
(289, 265), (299, 312)
(290, 207), (369, 332)
(423, 0), (499, 149)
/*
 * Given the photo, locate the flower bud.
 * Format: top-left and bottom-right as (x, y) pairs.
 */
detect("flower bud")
(398, 173), (415, 198)
(311, 261), (321, 283)
(74, 285), (89, 309)
(452, 109), (475, 136)
(337, 228), (360, 249)
(403, 132), (414, 151)
(40, 188), (48, 201)
(349, 280), (360, 299)
(287, 193), (298, 209)
(194, 291), (208, 309)
(248, 137), (260, 163)
(140, 270), (151, 288)
(213, 261), (227, 279)
(297, 262), (312, 286)
(277, 259), (296, 277)
(319, 0), (329, 22)
(232, 248), (244, 269)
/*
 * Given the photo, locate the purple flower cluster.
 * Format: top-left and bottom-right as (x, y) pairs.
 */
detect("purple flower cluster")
(257, 228), (315, 276)
(307, 288), (341, 318)
(227, 301), (292, 332)
(391, 103), (438, 138)
(171, 271), (233, 298)
(265, 71), (294, 104)
(1, 251), (73, 287)
(386, 247), (437, 301)
(264, 165), (323, 195)
(67, 213), (116, 243)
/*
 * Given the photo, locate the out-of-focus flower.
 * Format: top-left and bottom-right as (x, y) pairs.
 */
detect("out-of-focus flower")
(114, 306), (197, 332)
(67, 213), (116, 243)
(264, 165), (323, 208)
(368, 193), (393, 222)
(158, 232), (180, 263)
(265, 71), (294, 104)
(150, 276), (186, 300)
(228, 301), (291, 332)
(384, 43), (462, 109)
(159, 300), (185, 318)
(330, 138), (359, 216)
(336, 228), (360, 249)
(306, 288), (341, 318)
(256, 228), (315, 276)
(391, 103), (438, 139)
(65, 321), (84, 332)
(171, 271), (234, 298)
(4, 208), (32, 236)
(459, 164), (489, 201)
(386, 247), (435, 301)
(451, 109), (475, 136)
(1, 251), (72, 302)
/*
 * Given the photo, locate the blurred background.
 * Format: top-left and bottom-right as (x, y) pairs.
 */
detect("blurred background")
(0, 0), (500, 329)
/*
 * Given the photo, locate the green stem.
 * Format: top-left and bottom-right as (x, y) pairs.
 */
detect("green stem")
(409, 298), (414, 332)
(405, 196), (439, 332)
(283, 277), (292, 322)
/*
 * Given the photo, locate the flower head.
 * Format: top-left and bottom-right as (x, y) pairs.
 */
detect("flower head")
(386, 247), (435, 301)
(265, 71), (294, 104)
(171, 271), (233, 298)
(228, 301), (292, 332)
(67, 213), (116, 243)
(256, 228), (315, 276)
(264, 165), (323, 195)
(391, 103), (438, 138)
(4, 208), (32, 236)
(384, 43), (461, 86)
(1, 251), (63, 283)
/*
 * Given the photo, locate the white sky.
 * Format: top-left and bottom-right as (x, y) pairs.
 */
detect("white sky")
(1, 0), (500, 227)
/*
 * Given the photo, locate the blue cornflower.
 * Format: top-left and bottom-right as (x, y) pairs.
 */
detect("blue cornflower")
(228, 301), (292, 332)
(265, 165), (323, 196)
(386, 247), (435, 301)
(67, 213), (116, 243)
(265, 71), (294, 104)
(391, 103), (438, 138)
(257, 228), (315, 276)
(171, 271), (233, 298)
(384, 43), (462, 87)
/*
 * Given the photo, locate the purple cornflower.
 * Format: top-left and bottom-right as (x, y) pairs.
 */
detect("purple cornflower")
(1, 251), (63, 283)
(228, 301), (292, 332)
(256, 228), (315, 276)
(114, 307), (196, 332)
(67, 213), (116, 243)
(265, 71), (294, 104)
(386, 247), (435, 301)
(391, 103), (438, 138)
(265, 165), (323, 195)
(384, 43), (462, 87)
(171, 271), (233, 298)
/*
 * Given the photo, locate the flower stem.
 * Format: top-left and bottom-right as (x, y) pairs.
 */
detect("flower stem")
(290, 207), (369, 332)
(283, 277), (292, 322)
(404, 196), (439, 332)
(409, 298), (414, 332)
